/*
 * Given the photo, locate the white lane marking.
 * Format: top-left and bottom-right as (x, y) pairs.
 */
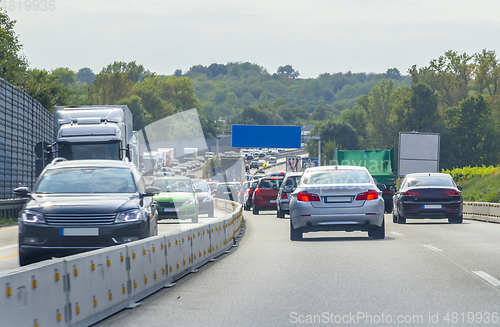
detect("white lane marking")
(390, 231), (403, 236)
(0, 244), (17, 252)
(473, 271), (500, 287)
(424, 244), (443, 252)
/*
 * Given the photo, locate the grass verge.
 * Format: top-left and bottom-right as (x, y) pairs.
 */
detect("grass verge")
(458, 171), (500, 202)
(0, 217), (18, 227)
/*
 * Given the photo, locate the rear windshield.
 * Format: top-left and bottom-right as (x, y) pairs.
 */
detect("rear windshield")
(303, 170), (371, 185)
(405, 175), (455, 188)
(258, 179), (283, 189)
(217, 184), (237, 191)
(36, 167), (136, 193)
(152, 179), (194, 192)
(283, 176), (302, 188)
(193, 180), (209, 192)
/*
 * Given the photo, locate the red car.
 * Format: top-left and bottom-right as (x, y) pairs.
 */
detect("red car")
(252, 177), (284, 214)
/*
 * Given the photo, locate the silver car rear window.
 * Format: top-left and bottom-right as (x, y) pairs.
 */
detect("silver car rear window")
(303, 170), (371, 185)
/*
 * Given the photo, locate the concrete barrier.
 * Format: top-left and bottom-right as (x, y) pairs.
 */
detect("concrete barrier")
(464, 201), (500, 224)
(0, 199), (243, 327)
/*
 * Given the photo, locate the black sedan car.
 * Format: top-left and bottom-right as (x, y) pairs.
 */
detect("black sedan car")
(392, 173), (463, 224)
(14, 159), (160, 266)
(192, 179), (215, 217)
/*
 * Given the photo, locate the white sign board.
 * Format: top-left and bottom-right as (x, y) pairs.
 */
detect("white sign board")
(286, 156), (302, 172)
(398, 132), (440, 177)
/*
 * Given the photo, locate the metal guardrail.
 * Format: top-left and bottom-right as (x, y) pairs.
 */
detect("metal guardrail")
(0, 198), (26, 220)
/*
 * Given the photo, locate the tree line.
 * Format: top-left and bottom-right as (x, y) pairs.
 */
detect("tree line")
(2, 10), (498, 169)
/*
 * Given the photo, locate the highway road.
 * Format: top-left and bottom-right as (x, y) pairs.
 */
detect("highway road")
(95, 212), (500, 327)
(93, 159), (500, 327)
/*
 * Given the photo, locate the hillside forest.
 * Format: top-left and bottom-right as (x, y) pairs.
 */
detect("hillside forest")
(1, 10), (499, 169)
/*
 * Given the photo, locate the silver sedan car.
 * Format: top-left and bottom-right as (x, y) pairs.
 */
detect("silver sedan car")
(289, 165), (385, 241)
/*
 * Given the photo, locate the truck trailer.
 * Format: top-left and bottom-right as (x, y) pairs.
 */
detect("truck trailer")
(334, 148), (396, 213)
(53, 105), (134, 162)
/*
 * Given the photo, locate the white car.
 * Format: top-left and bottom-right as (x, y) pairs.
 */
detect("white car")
(289, 165), (385, 241)
(257, 159), (266, 167)
(268, 157), (277, 164)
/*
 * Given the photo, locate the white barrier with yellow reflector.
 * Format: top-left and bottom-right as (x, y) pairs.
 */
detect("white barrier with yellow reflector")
(0, 198), (243, 327)
(0, 258), (67, 327)
(64, 244), (129, 327)
(126, 236), (168, 306)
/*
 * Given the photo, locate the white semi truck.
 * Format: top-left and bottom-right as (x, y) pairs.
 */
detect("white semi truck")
(183, 147), (198, 162)
(53, 105), (135, 163)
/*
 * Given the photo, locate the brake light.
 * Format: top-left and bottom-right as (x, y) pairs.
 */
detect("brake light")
(382, 189), (393, 194)
(445, 190), (460, 196)
(403, 190), (419, 197)
(248, 190), (253, 196)
(255, 189), (261, 196)
(297, 191), (320, 202)
(356, 190), (379, 201)
(281, 193), (288, 199)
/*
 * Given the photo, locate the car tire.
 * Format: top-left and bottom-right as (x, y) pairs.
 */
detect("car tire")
(449, 215), (463, 224)
(277, 208), (285, 218)
(253, 205), (259, 215)
(244, 203), (250, 211)
(368, 219), (385, 239)
(393, 211), (398, 223)
(19, 251), (37, 266)
(208, 207), (215, 218)
(192, 216), (199, 223)
(397, 213), (406, 224)
(290, 218), (302, 241)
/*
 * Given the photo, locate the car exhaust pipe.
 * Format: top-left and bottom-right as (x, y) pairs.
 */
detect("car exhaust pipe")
(307, 221), (313, 227)
(364, 220), (371, 225)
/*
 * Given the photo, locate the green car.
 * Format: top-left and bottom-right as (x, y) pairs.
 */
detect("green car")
(152, 177), (199, 223)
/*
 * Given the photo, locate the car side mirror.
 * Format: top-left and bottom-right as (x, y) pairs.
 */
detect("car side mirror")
(457, 186), (463, 191)
(143, 186), (161, 197)
(390, 186), (396, 192)
(376, 184), (387, 191)
(13, 186), (30, 198)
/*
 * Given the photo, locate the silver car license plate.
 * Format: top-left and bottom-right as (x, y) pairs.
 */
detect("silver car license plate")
(423, 204), (442, 209)
(60, 228), (99, 236)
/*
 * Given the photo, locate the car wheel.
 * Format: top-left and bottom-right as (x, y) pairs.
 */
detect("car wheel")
(449, 215), (463, 224)
(277, 208), (285, 218)
(368, 219), (385, 239)
(392, 211), (398, 223)
(397, 213), (406, 224)
(208, 207), (215, 218)
(290, 218), (302, 241)
(19, 251), (37, 266)
(192, 216), (199, 223)
(253, 205), (259, 215)
(244, 203), (249, 211)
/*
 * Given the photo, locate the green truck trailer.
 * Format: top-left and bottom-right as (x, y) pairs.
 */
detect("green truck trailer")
(334, 148), (396, 213)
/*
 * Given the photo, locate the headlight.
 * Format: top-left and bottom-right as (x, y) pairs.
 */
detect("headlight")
(115, 209), (141, 223)
(183, 199), (196, 206)
(21, 210), (45, 223)
(202, 195), (213, 203)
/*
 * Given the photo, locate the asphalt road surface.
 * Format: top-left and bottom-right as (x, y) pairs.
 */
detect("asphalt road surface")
(95, 210), (500, 327)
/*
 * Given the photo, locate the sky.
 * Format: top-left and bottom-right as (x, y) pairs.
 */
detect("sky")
(6, 0), (500, 78)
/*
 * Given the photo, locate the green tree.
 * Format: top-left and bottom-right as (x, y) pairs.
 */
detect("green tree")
(88, 72), (133, 105)
(23, 69), (69, 112)
(363, 79), (394, 148)
(76, 67), (95, 85)
(102, 61), (151, 84)
(52, 67), (76, 88)
(339, 106), (368, 146)
(0, 10), (28, 85)
(442, 95), (490, 167)
(277, 65), (299, 79)
(116, 95), (152, 131)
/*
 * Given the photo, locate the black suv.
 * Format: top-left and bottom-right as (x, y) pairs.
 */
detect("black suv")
(14, 158), (160, 266)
